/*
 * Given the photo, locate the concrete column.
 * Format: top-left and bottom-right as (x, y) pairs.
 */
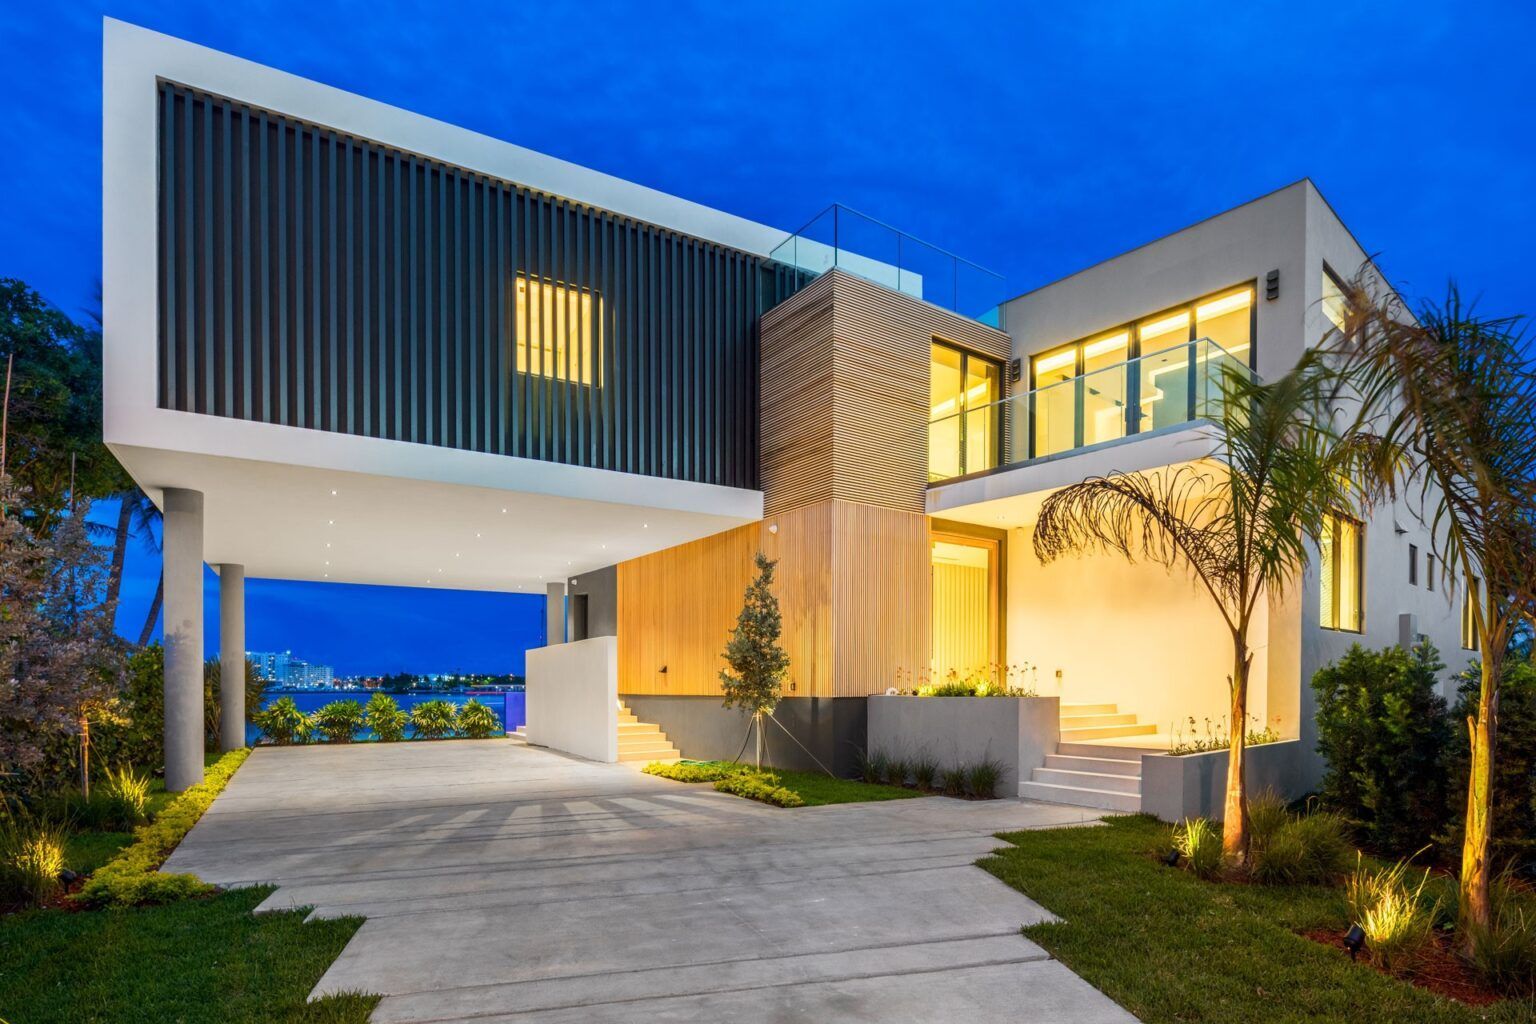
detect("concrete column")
(545, 581), (568, 646)
(219, 564), (246, 752)
(162, 488), (205, 792)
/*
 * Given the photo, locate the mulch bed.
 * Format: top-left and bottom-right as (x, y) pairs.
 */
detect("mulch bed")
(1302, 927), (1504, 1006)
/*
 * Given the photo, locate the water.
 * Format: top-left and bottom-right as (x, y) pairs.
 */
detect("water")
(249, 689), (527, 744)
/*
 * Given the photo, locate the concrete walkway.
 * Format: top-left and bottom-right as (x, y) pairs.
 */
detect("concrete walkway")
(166, 739), (1137, 1023)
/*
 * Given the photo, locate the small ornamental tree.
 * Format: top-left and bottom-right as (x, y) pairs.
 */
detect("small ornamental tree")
(719, 551), (790, 770)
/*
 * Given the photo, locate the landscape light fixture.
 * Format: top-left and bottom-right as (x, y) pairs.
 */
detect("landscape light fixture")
(1162, 848), (1181, 868)
(1343, 924), (1366, 961)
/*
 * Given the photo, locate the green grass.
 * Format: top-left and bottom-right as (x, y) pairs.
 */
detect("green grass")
(63, 831), (134, 875)
(0, 886), (377, 1023)
(650, 761), (923, 807)
(980, 815), (1535, 1023)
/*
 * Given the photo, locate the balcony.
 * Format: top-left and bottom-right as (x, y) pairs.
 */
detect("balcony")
(928, 337), (1253, 483)
(769, 204), (1007, 326)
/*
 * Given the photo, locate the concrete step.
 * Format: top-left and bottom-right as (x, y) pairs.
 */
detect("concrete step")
(1057, 740), (1162, 761)
(1059, 712), (1137, 730)
(1043, 752), (1141, 777)
(1059, 702), (1119, 716)
(1059, 722), (1158, 742)
(1030, 767), (1140, 795)
(618, 735), (672, 751)
(618, 722), (663, 736)
(617, 747), (679, 763)
(1018, 780), (1141, 812)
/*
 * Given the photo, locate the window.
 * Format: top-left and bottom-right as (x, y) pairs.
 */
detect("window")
(1320, 512), (1363, 632)
(929, 341), (1001, 480)
(1029, 284), (1254, 457)
(1322, 265), (1349, 335)
(1409, 543), (1419, 585)
(1462, 576), (1481, 651)
(515, 274), (602, 385)
(1426, 554), (1435, 592)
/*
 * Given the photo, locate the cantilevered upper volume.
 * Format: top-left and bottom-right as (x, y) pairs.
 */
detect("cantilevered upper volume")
(102, 18), (785, 592)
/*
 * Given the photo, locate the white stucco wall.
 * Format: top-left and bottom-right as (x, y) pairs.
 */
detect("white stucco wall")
(525, 637), (619, 763)
(1008, 537), (1271, 740)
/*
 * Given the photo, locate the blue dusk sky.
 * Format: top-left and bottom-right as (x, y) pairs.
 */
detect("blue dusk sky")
(4, 2), (1534, 675)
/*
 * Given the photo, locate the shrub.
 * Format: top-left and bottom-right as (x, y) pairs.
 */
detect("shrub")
(965, 757), (1005, 799)
(1311, 642), (1451, 854)
(99, 765), (151, 829)
(0, 811), (67, 906)
(644, 760), (746, 783)
(1251, 825), (1308, 885)
(713, 772), (804, 808)
(309, 700), (364, 743)
(1172, 818), (1223, 879)
(884, 756), (909, 787)
(1465, 870), (1536, 997)
(1246, 789), (1291, 850)
(911, 751), (938, 792)
(76, 749), (249, 907)
(1251, 811), (1351, 885)
(1344, 854), (1438, 974)
(363, 692), (408, 742)
(252, 696), (310, 745)
(455, 699), (502, 739)
(940, 765), (967, 797)
(410, 700), (457, 740)
(857, 749), (890, 785)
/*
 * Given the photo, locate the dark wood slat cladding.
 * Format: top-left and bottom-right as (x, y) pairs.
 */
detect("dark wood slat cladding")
(156, 82), (780, 489)
(759, 269), (1012, 516)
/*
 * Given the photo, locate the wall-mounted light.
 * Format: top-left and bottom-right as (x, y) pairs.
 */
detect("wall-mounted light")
(768, 523), (779, 535)
(1265, 269), (1280, 301)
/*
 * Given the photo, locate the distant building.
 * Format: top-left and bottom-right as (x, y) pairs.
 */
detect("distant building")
(248, 650), (335, 690)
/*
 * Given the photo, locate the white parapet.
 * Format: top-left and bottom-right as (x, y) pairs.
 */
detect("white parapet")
(525, 637), (619, 763)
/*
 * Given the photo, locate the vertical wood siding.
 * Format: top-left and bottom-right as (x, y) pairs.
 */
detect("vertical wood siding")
(156, 82), (774, 489)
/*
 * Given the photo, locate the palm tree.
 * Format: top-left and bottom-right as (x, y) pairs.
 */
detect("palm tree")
(1032, 352), (1388, 865)
(1328, 280), (1536, 938)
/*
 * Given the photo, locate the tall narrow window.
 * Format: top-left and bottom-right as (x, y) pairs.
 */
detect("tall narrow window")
(515, 274), (601, 385)
(929, 341), (1001, 480)
(1322, 266), (1350, 335)
(1462, 576), (1481, 651)
(1320, 512), (1363, 632)
(1427, 554), (1435, 592)
(1409, 543), (1419, 585)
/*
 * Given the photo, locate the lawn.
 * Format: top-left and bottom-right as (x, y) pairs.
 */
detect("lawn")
(979, 815), (1536, 1024)
(646, 760), (923, 806)
(0, 886), (377, 1023)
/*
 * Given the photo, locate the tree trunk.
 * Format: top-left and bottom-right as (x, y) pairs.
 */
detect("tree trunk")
(1222, 634), (1253, 866)
(754, 711), (763, 771)
(1458, 657), (1498, 940)
(79, 715), (91, 798)
(138, 571), (163, 646)
(105, 495), (132, 610)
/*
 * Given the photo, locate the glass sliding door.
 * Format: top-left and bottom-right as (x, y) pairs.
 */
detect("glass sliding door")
(930, 533), (999, 683)
(928, 341), (1002, 480)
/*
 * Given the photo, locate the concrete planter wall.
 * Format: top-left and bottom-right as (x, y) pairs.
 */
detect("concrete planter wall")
(1140, 739), (1305, 823)
(867, 695), (1060, 791)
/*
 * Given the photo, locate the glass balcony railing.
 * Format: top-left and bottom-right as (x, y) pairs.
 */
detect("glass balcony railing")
(928, 337), (1254, 482)
(769, 204), (1007, 327)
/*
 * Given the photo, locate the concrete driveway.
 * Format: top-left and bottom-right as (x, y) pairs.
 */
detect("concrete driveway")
(165, 739), (1137, 1023)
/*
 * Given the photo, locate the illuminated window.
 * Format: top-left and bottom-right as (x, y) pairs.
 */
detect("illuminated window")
(1462, 576), (1481, 651)
(929, 341), (1001, 480)
(1320, 512), (1363, 632)
(931, 534), (999, 680)
(1322, 266), (1349, 335)
(515, 274), (602, 385)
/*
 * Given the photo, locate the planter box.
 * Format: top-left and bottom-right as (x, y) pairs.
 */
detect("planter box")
(867, 695), (1060, 791)
(1140, 739), (1305, 823)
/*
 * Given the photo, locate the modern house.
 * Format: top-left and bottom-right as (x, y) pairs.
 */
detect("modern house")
(104, 20), (1472, 804)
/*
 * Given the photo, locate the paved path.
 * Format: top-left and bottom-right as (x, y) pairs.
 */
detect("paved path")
(166, 739), (1136, 1023)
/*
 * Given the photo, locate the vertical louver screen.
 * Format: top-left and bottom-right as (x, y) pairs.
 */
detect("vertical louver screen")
(156, 82), (777, 488)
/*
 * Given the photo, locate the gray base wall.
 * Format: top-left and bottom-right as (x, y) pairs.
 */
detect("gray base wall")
(1140, 739), (1305, 823)
(621, 695), (869, 777)
(867, 696), (1060, 792)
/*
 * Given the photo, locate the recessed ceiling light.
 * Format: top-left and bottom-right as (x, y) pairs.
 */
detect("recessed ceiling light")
(600, 544), (606, 550)
(501, 508), (507, 514)
(328, 519), (335, 526)
(643, 523), (649, 529)
(324, 561), (330, 566)
(325, 542), (331, 549)
(330, 489), (337, 496)
(455, 552), (461, 558)
(475, 532), (481, 539)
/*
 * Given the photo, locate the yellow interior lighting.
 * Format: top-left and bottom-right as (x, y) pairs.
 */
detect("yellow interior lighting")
(1196, 288), (1253, 320)
(1139, 310), (1191, 342)
(1034, 347), (1077, 375)
(515, 275), (599, 386)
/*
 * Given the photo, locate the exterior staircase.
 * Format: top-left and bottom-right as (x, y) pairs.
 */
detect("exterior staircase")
(1017, 702), (1157, 812)
(512, 701), (680, 765)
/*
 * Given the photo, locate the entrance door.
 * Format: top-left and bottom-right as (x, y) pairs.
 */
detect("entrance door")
(930, 532), (1000, 683)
